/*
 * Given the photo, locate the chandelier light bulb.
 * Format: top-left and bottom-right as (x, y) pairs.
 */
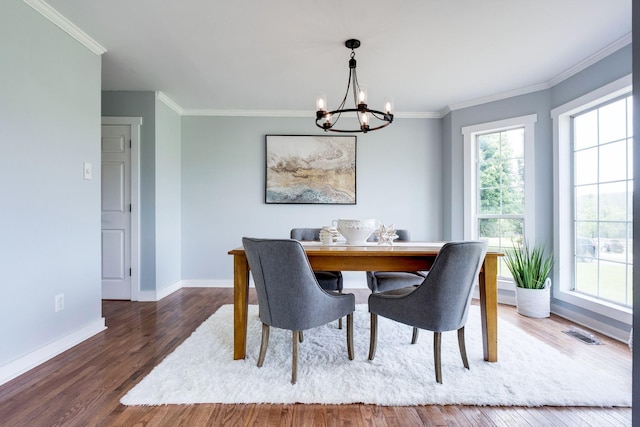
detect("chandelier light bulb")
(384, 98), (393, 114)
(316, 94), (327, 111)
(358, 87), (367, 105)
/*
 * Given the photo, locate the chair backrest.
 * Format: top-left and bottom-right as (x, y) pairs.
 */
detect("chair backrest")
(411, 240), (488, 332)
(242, 237), (331, 330)
(290, 228), (321, 241)
(368, 229), (410, 242)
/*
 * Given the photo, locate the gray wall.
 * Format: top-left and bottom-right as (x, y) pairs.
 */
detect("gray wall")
(441, 43), (632, 331)
(0, 1), (102, 366)
(443, 90), (553, 244)
(101, 92), (183, 292)
(155, 99), (182, 290)
(181, 116), (442, 283)
(102, 91), (157, 291)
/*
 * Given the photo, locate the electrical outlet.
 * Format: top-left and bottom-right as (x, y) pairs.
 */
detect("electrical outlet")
(55, 294), (64, 312)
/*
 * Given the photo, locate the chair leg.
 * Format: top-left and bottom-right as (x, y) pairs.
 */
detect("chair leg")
(457, 326), (469, 369)
(368, 313), (378, 360)
(257, 323), (269, 368)
(292, 330), (299, 384)
(299, 330), (304, 342)
(347, 313), (354, 360)
(434, 332), (442, 384)
(411, 327), (419, 344)
(338, 290), (343, 329)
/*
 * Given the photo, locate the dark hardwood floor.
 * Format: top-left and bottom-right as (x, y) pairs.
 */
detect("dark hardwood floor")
(0, 287), (631, 426)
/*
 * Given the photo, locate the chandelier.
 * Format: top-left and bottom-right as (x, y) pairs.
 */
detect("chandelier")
(315, 39), (393, 133)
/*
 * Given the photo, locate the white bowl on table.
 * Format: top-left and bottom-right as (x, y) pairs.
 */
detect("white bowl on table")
(332, 219), (377, 245)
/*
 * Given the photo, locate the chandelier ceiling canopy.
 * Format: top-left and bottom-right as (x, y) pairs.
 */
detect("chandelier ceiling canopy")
(315, 39), (393, 133)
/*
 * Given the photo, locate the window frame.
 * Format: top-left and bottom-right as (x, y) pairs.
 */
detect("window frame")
(551, 74), (633, 324)
(462, 114), (538, 290)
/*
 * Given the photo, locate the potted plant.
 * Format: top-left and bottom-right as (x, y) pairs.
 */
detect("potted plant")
(504, 240), (554, 318)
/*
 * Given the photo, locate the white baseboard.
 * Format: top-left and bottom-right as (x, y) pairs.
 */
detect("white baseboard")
(0, 318), (106, 387)
(181, 279), (234, 288)
(137, 280), (183, 301)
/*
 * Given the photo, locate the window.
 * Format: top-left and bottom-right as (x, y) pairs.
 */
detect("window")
(552, 74), (632, 325)
(463, 115), (537, 284)
(572, 95), (633, 307)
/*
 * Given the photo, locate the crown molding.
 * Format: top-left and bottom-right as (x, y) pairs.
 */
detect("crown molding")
(444, 32), (631, 115)
(182, 109), (311, 117)
(23, 0), (107, 55)
(156, 92), (184, 115)
(181, 109), (439, 119)
(444, 82), (551, 115)
(548, 32), (631, 87)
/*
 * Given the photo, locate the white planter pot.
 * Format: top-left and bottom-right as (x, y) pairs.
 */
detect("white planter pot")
(515, 278), (551, 318)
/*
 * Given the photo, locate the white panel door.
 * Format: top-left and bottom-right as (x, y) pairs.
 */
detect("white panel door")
(101, 124), (131, 299)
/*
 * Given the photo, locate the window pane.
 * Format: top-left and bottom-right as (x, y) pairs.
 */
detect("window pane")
(598, 261), (627, 304)
(479, 217), (523, 279)
(628, 139), (633, 180)
(479, 188), (500, 214)
(503, 128), (524, 158)
(599, 98), (627, 144)
(628, 98), (633, 137)
(575, 147), (598, 185)
(599, 140), (626, 183)
(575, 184), (597, 221)
(599, 181), (627, 221)
(572, 94), (632, 308)
(478, 129), (525, 216)
(574, 109), (598, 150)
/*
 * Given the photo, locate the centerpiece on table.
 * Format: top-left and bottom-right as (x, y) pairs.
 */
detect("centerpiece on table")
(373, 224), (399, 245)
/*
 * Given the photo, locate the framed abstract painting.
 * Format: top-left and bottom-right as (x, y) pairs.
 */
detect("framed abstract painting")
(265, 135), (357, 204)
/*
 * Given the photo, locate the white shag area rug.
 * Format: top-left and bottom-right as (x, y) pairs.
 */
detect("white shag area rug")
(121, 305), (631, 407)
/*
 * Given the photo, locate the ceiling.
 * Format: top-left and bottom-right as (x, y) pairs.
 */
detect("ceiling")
(41, 0), (631, 116)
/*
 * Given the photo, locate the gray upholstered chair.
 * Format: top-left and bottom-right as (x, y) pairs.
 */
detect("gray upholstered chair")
(290, 228), (343, 292)
(366, 229), (427, 293)
(368, 240), (488, 384)
(291, 228), (345, 329)
(242, 237), (355, 384)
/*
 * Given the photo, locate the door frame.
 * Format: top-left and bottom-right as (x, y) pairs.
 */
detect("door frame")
(102, 116), (142, 301)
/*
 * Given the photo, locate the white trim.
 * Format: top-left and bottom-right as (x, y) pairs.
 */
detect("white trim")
(461, 114), (538, 241)
(181, 109), (438, 119)
(101, 117), (142, 301)
(137, 281), (183, 302)
(551, 75), (633, 325)
(0, 318), (106, 386)
(181, 279), (234, 288)
(23, 0), (107, 55)
(156, 92), (184, 115)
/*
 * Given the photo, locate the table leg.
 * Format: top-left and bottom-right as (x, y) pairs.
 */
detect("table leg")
(233, 254), (249, 360)
(479, 255), (498, 362)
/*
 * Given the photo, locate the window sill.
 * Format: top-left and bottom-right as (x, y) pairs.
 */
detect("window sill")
(554, 288), (632, 324)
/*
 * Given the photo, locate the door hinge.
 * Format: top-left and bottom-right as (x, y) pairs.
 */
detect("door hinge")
(129, 140), (132, 148)
(129, 204), (132, 212)
(129, 268), (132, 276)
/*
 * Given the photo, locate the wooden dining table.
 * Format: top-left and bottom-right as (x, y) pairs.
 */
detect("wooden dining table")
(228, 241), (502, 362)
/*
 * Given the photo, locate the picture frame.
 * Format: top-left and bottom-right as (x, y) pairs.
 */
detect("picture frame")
(265, 135), (357, 204)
